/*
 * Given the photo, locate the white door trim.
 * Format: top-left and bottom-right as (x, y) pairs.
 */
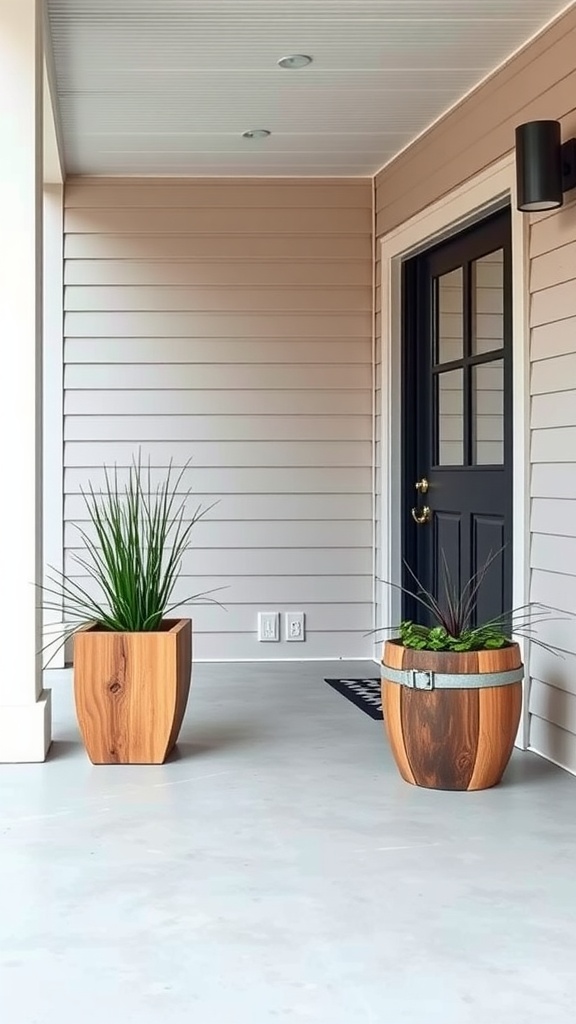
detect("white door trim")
(377, 153), (530, 747)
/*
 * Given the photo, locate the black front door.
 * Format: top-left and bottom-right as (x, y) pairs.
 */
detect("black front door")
(402, 209), (513, 626)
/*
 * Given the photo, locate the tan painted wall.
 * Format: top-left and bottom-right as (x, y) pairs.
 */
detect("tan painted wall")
(375, 4), (576, 771)
(63, 178), (373, 660)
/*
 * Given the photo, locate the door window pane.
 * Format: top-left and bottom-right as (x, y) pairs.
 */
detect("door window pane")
(437, 268), (463, 363)
(437, 368), (464, 466)
(473, 360), (504, 465)
(472, 249), (504, 354)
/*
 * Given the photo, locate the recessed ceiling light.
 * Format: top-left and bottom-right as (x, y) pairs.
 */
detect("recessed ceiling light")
(242, 128), (272, 140)
(278, 54), (313, 70)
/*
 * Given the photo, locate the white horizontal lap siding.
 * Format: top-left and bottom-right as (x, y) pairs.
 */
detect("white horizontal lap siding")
(529, 192), (576, 771)
(63, 178), (373, 660)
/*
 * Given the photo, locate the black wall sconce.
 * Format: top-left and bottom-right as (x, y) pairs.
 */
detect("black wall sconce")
(515, 120), (576, 212)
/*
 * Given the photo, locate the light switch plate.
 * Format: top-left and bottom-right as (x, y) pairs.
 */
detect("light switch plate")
(258, 611), (280, 642)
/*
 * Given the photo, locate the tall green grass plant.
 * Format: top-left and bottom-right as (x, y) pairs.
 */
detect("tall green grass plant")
(42, 456), (221, 659)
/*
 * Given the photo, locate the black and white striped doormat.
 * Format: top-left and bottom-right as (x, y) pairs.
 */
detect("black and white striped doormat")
(324, 678), (383, 720)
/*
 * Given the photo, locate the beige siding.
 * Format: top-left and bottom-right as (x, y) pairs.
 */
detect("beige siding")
(528, 196), (576, 769)
(64, 178), (373, 660)
(375, 5), (576, 771)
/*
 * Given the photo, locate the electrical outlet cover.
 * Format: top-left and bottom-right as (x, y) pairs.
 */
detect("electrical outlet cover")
(286, 612), (305, 641)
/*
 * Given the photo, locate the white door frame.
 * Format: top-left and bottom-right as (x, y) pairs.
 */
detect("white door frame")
(378, 153), (531, 747)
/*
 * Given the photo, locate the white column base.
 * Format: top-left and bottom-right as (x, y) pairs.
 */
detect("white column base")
(0, 689), (52, 762)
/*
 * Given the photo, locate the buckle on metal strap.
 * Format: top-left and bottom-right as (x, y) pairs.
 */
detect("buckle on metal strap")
(408, 670), (434, 690)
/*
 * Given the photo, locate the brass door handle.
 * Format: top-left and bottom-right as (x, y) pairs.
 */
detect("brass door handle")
(415, 477), (429, 494)
(411, 505), (431, 525)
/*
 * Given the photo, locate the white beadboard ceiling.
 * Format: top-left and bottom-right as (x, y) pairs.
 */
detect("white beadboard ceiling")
(46, 0), (571, 177)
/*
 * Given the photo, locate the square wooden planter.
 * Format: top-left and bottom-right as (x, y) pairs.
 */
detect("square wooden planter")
(73, 619), (192, 764)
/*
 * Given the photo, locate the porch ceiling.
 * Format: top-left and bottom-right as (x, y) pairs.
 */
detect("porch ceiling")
(46, 0), (571, 178)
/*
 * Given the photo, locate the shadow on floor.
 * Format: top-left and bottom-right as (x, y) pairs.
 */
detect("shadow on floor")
(46, 740), (82, 761)
(169, 722), (269, 761)
(44, 724), (268, 764)
(500, 748), (560, 787)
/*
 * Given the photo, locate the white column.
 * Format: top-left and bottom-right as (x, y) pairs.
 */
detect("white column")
(0, 0), (51, 760)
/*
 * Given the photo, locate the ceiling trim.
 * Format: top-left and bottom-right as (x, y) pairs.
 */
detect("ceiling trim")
(43, 6), (65, 183)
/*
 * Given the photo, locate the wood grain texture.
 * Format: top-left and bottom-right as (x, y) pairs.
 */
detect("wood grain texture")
(400, 688), (479, 791)
(381, 640), (415, 784)
(381, 641), (523, 791)
(468, 681), (523, 792)
(166, 620), (193, 756)
(73, 619), (192, 764)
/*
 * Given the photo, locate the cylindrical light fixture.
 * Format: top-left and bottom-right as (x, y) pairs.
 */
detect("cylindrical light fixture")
(515, 120), (563, 212)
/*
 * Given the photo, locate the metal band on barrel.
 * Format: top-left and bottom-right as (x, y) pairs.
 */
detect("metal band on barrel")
(381, 665), (524, 691)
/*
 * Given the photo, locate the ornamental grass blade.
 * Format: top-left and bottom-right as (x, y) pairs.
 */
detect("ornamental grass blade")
(440, 549), (460, 637)
(401, 560), (450, 628)
(39, 453), (223, 658)
(458, 548), (505, 632)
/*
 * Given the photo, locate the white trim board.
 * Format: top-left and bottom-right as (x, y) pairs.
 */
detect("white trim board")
(378, 153), (530, 748)
(43, 185), (64, 668)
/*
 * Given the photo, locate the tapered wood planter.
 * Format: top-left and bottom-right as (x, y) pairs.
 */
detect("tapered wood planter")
(381, 640), (523, 791)
(74, 619), (192, 764)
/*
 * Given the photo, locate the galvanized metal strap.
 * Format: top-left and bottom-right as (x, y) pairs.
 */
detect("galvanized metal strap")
(381, 664), (524, 691)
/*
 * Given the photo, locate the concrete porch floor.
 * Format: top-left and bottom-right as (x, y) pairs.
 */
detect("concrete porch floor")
(0, 660), (574, 1023)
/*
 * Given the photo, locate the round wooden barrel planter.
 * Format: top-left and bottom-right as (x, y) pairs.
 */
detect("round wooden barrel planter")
(74, 619), (192, 765)
(381, 640), (523, 791)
